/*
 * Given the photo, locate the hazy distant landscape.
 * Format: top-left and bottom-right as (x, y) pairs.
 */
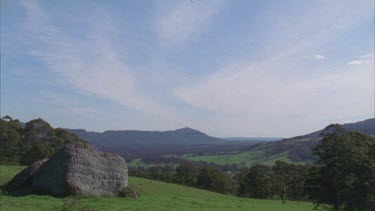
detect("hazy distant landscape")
(64, 118), (374, 169)
(1, 115), (374, 210)
(1, 0), (374, 210)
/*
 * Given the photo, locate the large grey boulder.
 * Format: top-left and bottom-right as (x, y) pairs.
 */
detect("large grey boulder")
(4, 143), (128, 197)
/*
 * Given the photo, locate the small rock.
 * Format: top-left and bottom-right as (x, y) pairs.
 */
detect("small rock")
(119, 187), (140, 198)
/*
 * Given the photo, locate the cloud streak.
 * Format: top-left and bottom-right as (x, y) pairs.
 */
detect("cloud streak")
(347, 53), (374, 65)
(155, 0), (226, 43)
(314, 54), (326, 60)
(20, 0), (169, 114)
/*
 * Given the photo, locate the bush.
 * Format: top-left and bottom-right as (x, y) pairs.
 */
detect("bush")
(119, 187), (139, 198)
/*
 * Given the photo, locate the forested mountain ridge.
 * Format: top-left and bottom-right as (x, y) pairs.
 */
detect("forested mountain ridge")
(285, 118), (375, 141)
(65, 127), (252, 159)
(66, 127), (223, 146)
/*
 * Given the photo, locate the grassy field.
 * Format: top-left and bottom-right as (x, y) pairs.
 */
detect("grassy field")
(0, 165), (317, 210)
(127, 158), (155, 168)
(0, 165), (26, 186)
(182, 149), (293, 167)
(127, 158), (179, 169)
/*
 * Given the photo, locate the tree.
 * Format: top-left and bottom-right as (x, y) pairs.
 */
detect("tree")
(273, 161), (290, 201)
(273, 161), (310, 201)
(175, 161), (198, 186)
(0, 119), (22, 164)
(197, 166), (235, 194)
(21, 142), (54, 165)
(309, 125), (375, 210)
(237, 164), (276, 199)
(0, 117), (87, 165)
(160, 165), (174, 182)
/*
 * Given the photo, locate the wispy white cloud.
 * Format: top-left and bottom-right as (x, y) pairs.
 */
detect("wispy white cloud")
(347, 53), (374, 65)
(361, 53), (374, 58)
(42, 92), (98, 116)
(347, 60), (370, 65)
(155, 0), (226, 43)
(314, 54), (326, 60)
(20, 0), (170, 114)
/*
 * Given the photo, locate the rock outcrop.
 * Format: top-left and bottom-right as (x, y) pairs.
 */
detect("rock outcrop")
(4, 143), (128, 197)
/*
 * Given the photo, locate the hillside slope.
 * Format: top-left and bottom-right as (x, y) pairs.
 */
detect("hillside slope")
(184, 118), (375, 166)
(0, 165), (314, 210)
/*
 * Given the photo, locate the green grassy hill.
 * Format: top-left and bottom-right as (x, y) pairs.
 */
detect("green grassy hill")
(0, 165), (316, 210)
(181, 140), (315, 167)
(182, 148), (293, 167)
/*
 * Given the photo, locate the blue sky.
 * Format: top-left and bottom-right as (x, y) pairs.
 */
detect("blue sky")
(1, 0), (374, 137)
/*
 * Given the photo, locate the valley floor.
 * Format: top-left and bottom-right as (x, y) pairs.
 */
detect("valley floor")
(0, 165), (317, 210)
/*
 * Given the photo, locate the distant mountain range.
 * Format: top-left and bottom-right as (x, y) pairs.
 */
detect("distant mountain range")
(66, 127), (255, 159)
(66, 118), (374, 163)
(66, 127), (223, 146)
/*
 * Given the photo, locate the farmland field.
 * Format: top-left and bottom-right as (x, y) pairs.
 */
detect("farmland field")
(182, 149), (293, 167)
